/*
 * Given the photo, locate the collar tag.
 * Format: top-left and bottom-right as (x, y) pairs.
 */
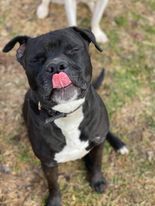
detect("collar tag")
(38, 101), (41, 111)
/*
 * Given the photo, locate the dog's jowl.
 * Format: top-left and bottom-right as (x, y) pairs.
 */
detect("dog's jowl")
(3, 27), (128, 206)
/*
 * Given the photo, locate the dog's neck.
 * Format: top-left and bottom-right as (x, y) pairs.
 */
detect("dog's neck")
(52, 98), (85, 113)
(37, 98), (85, 124)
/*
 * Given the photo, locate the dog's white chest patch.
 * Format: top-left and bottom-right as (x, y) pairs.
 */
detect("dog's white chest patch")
(54, 101), (89, 163)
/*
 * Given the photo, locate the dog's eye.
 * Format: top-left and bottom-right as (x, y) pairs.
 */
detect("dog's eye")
(65, 47), (80, 55)
(71, 47), (80, 52)
(32, 56), (46, 64)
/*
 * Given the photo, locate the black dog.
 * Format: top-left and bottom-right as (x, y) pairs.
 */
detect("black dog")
(3, 27), (128, 206)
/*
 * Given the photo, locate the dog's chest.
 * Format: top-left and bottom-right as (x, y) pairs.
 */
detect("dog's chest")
(54, 107), (89, 163)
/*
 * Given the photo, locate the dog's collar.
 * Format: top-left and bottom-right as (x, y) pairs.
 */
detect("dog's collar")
(38, 101), (83, 124)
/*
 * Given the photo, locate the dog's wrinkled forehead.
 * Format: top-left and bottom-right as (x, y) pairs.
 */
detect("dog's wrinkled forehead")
(3, 26), (102, 64)
(26, 29), (86, 54)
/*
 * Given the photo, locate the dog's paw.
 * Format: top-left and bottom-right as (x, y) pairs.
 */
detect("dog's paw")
(92, 27), (108, 43)
(37, 4), (49, 19)
(90, 175), (107, 193)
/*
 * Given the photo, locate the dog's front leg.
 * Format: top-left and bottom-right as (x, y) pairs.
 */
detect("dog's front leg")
(42, 163), (61, 206)
(64, 0), (77, 26)
(83, 143), (107, 193)
(91, 0), (109, 43)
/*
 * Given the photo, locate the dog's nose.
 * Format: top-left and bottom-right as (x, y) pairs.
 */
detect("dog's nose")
(46, 62), (67, 73)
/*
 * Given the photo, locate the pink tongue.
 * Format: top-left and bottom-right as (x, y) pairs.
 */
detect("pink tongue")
(52, 72), (72, 89)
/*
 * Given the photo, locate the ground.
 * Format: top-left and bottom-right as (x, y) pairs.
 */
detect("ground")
(0, 0), (155, 205)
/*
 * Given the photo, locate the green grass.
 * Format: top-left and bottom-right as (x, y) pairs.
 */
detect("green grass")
(144, 25), (155, 35)
(115, 16), (128, 27)
(106, 68), (140, 114)
(19, 148), (32, 163)
(131, 12), (143, 21)
(107, 30), (119, 49)
(147, 0), (155, 9)
(0, 16), (5, 25)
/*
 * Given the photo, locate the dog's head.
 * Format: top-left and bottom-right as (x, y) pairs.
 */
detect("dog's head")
(3, 27), (102, 107)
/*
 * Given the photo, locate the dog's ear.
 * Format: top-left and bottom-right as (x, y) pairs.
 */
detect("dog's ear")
(71, 27), (102, 52)
(3, 36), (30, 62)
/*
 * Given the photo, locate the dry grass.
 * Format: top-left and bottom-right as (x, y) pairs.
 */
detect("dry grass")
(0, 0), (155, 205)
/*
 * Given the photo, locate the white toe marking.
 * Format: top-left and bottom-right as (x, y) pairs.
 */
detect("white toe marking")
(118, 146), (129, 155)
